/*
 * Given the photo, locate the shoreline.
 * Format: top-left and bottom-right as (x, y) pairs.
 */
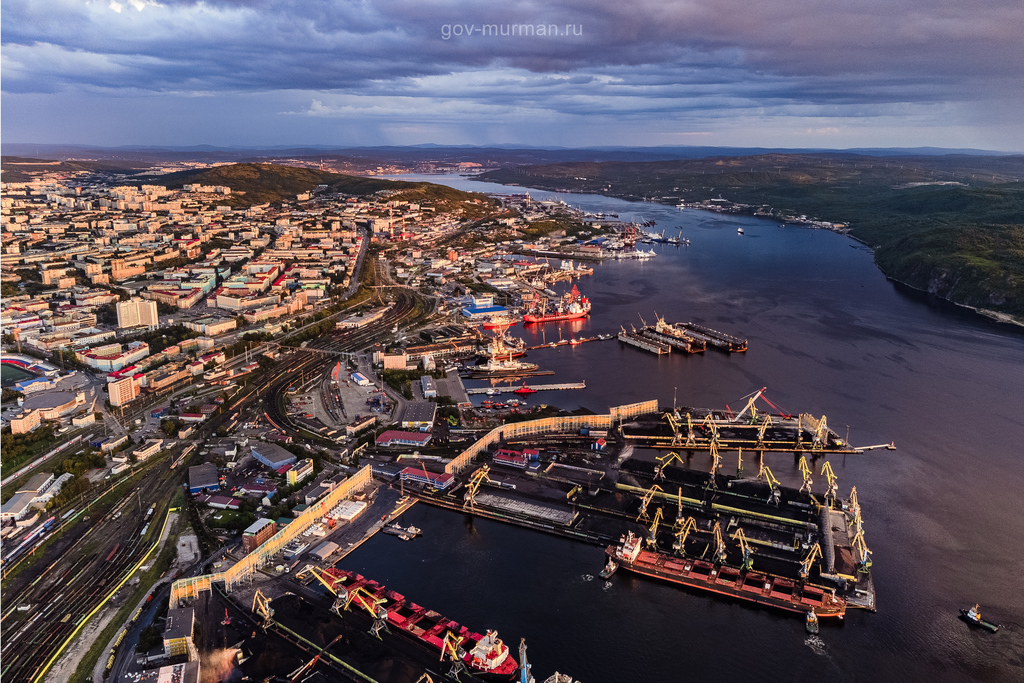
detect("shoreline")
(467, 174), (1023, 327)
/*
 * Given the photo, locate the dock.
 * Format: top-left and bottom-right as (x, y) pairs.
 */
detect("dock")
(525, 334), (612, 351)
(467, 382), (586, 395)
(618, 329), (671, 354)
(641, 327), (706, 353)
(682, 322), (748, 352)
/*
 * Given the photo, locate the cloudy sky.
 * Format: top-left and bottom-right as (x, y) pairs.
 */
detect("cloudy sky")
(2, 0), (1022, 149)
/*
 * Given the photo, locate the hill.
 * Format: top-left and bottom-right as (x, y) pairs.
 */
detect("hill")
(140, 163), (488, 207)
(480, 154), (1024, 318)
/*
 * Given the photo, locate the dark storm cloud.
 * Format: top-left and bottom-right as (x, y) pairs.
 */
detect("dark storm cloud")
(1, 0), (1021, 148)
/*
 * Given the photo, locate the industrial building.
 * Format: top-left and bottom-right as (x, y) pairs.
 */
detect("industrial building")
(251, 442), (297, 470)
(375, 430), (433, 448)
(400, 401), (437, 430)
(187, 463), (220, 495)
(162, 607), (198, 660)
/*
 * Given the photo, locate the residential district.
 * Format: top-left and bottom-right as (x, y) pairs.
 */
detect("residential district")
(1, 164), (880, 683)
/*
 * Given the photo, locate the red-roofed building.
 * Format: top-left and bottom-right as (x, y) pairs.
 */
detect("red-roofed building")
(375, 430), (433, 447)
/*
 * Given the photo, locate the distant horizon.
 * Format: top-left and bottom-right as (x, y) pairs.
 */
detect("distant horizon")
(4, 142), (1022, 157)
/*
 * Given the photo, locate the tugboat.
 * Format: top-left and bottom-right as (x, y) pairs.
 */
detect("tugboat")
(805, 611), (819, 634)
(598, 558), (618, 579)
(960, 604), (1000, 632)
(737, 227), (745, 235)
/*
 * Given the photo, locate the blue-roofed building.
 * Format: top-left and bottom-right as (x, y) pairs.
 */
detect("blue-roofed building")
(462, 304), (506, 320)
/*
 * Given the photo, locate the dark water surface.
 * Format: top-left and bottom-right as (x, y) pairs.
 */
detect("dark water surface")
(345, 176), (1024, 682)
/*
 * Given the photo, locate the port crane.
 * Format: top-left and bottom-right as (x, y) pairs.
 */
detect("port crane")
(712, 521), (728, 565)
(662, 412), (683, 446)
(820, 462), (839, 507)
(654, 451), (684, 480)
(464, 465), (494, 510)
(709, 441), (723, 477)
(441, 631), (468, 678)
(730, 528), (754, 571)
(673, 516), (697, 555)
(798, 457), (814, 494)
(731, 387), (767, 424)
(799, 543), (823, 579)
(812, 414), (830, 450)
(700, 415), (720, 445)
(852, 529), (873, 572)
(848, 487), (863, 533)
(756, 414), (773, 447)
(252, 590), (274, 630)
(347, 586), (390, 638)
(685, 412), (696, 447)
(757, 462), (782, 506)
(636, 484), (663, 522)
(288, 634), (343, 683)
(673, 487), (686, 530)
(646, 507), (664, 548)
(309, 566), (349, 614)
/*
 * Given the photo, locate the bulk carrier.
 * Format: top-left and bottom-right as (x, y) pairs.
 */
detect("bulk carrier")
(317, 568), (519, 679)
(604, 531), (847, 618)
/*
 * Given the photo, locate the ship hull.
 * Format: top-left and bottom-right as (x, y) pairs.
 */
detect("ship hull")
(325, 569), (518, 678)
(606, 547), (846, 618)
(523, 311), (588, 324)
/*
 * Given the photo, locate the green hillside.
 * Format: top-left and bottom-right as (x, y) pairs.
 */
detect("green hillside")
(144, 163), (488, 208)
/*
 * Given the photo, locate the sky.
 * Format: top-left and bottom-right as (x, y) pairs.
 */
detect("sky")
(2, 0), (1023, 150)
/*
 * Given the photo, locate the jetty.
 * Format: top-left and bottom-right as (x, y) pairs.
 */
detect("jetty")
(467, 382), (586, 395)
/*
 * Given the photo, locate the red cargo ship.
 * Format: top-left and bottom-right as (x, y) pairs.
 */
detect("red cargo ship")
(605, 532), (846, 618)
(523, 285), (591, 324)
(321, 568), (518, 678)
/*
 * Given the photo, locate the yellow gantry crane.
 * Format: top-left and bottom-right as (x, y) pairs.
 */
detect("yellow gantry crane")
(654, 451), (684, 480)
(799, 543), (823, 580)
(662, 412), (683, 446)
(730, 528), (754, 571)
(464, 465), (493, 510)
(798, 457), (814, 494)
(710, 441), (723, 476)
(701, 415), (720, 444)
(636, 484), (663, 522)
(852, 529), (873, 572)
(253, 590), (274, 630)
(673, 516), (697, 555)
(441, 632), (468, 678)
(820, 462), (839, 507)
(685, 412), (696, 447)
(757, 462), (782, 506)
(712, 521), (728, 565)
(756, 414), (774, 447)
(347, 586), (390, 638)
(813, 414), (830, 450)
(646, 507), (664, 547)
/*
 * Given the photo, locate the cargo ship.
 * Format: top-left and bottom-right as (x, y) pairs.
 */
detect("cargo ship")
(523, 285), (591, 324)
(321, 569), (518, 678)
(605, 532), (846, 618)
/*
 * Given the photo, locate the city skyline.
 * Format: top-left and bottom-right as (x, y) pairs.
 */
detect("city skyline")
(2, 0), (1023, 151)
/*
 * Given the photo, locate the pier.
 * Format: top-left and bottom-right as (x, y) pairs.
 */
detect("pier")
(467, 382), (586, 395)
(682, 322), (748, 352)
(618, 329), (671, 354)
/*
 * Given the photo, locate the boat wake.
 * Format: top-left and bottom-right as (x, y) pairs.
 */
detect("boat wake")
(581, 574), (594, 582)
(804, 635), (828, 657)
